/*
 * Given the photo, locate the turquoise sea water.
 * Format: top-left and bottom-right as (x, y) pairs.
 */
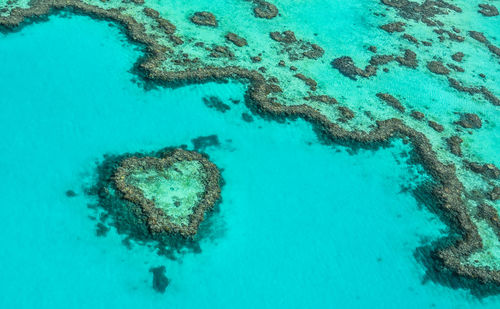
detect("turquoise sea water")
(0, 13), (499, 309)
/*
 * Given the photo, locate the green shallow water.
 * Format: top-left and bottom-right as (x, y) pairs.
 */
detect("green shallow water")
(126, 161), (205, 226)
(0, 0), (499, 307)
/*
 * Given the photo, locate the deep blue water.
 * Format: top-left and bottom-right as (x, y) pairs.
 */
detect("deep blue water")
(0, 14), (498, 308)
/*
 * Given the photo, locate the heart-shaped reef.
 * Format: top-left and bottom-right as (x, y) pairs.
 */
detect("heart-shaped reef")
(112, 149), (221, 237)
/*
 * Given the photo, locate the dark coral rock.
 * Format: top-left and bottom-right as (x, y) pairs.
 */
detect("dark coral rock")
(270, 31), (323, 61)
(331, 56), (360, 80)
(169, 35), (183, 46)
(433, 29), (465, 42)
(446, 136), (463, 157)
(303, 44), (325, 60)
(289, 66), (297, 71)
(478, 4), (499, 17)
(465, 161), (500, 179)
(447, 63), (464, 72)
(380, 21), (406, 33)
(469, 31), (488, 43)
(149, 266), (169, 293)
(422, 41), (432, 46)
(202, 96), (230, 113)
(410, 110), (425, 120)
(428, 120), (444, 132)
(270, 30), (296, 43)
(251, 56), (262, 62)
(488, 44), (500, 57)
(451, 52), (464, 62)
(157, 18), (176, 35)
(337, 106), (355, 122)
(427, 61), (450, 75)
(381, 0), (461, 22)
(253, 0), (278, 19)
(305, 95), (338, 105)
(447, 77), (481, 95)
(278, 60), (285, 66)
(190, 11), (218, 27)
(396, 49), (418, 68)
(368, 45), (377, 53)
(369, 54), (394, 66)
(376, 92), (406, 112)
(455, 113), (482, 129)
(477, 203), (500, 240)
(488, 187), (500, 201)
(402, 33), (419, 45)
(267, 76), (279, 84)
(209, 45), (234, 58)
(331, 57), (376, 80)
(294, 73), (317, 90)
(481, 87), (500, 106)
(143, 7), (159, 18)
(225, 32), (247, 47)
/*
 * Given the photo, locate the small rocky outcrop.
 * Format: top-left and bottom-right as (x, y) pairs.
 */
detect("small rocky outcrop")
(428, 120), (444, 132)
(225, 32), (247, 47)
(447, 63), (464, 73)
(427, 61), (450, 75)
(376, 93), (405, 112)
(270, 30), (296, 43)
(369, 55), (394, 66)
(191, 11), (218, 27)
(331, 57), (376, 80)
(396, 49), (418, 68)
(402, 33), (419, 45)
(253, 0), (278, 19)
(455, 113), (482, 129)
(478, 4), (499, 17)
(410, 110), (425, 120)
(488, 187), (500, 201)
(209, 45), (234, 58)
(469, 31), (488, 43)
(465, 161), (500, 179)
(270, 31), (324, 61)
(380, 22), (406, 33)
(305, 95), (338, 105)
(337, 106), (355, 122)
(451, 52), (464, 62)
(446, 136), (463, 157)
(294, 73), (317, 91)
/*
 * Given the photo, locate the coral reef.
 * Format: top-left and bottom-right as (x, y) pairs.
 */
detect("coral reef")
(112, 148), (221, 237)
(1, 0), (499, 292)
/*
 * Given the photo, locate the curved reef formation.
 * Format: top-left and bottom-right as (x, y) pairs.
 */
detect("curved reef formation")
(88, 147), (223, 259)
(0, 0), (499, 295)
(113, 149), (221, 237)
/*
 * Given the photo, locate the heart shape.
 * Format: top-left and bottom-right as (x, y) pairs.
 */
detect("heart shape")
(113, 149), (221, 237)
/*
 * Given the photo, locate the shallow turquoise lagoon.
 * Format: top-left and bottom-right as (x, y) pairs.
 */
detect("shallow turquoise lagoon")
(0, 14), (499, 308)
